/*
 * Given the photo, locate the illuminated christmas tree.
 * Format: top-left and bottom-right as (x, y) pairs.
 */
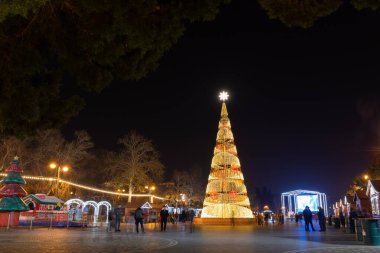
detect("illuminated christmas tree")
(201, 92), (253, 219)
(0, 156), (29, 226)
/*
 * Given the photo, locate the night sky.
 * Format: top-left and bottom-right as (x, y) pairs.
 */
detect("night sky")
(63, 1), (380, 200)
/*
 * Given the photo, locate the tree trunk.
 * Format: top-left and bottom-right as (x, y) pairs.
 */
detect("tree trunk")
(128, 179), (133, 203)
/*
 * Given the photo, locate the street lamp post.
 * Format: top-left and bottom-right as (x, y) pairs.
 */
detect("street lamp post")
(145, 185), (156, 203)
(49, 163), (69, 198)
(180, 193), (186, 207)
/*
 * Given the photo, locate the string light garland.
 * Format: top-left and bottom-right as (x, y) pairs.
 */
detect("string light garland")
(0, 173), (166, 200)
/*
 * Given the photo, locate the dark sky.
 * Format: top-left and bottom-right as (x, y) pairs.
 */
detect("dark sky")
(63, 1), (380, 200)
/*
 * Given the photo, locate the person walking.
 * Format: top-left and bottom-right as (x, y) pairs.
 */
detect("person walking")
(160, 206), (169, 232)
(303, 206), (315, 231)
(264, 212), (269, 225)
(114, 205), (122, 232)
(317, 206), (326, 231)
(257, 213), (262, 226)
(107, 209), (113, 232)
(349, 207), (357, 233)
(339, 210), (345, 231)
(134, 207), (144, 233)
(328, 214), (333, 226)
(174, 212), (179, 224)
(278, 212), (284, 225)
(189, 209), (195, 233)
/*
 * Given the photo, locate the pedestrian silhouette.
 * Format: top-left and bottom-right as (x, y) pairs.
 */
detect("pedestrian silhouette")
(317, 206), (326, 231)
(303, 206), (315, 231)
(134, 207), (144, 233)
(114, 205), (122, 232)
(160, 206), (169, 232)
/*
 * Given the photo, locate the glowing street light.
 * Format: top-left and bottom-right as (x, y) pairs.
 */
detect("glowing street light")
(145, 185), (156, 203)
(49, 162), (70, 198)
(145, 185), (155, 191)
(364, 174), (369, 180)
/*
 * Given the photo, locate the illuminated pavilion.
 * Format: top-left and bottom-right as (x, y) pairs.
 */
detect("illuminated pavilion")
(281, 189), (328, 218)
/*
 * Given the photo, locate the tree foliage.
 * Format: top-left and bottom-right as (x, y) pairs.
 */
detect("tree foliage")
(103, 131), (164, 203)
(252, 186), (275, 210)
(258, 0), (343, 28)
(366, 155), (380, 179)
(258, 0), (380, 29)
(0, 130), (168, 202)
(0, 0), (48, 22)
(186, 164), (207, 207)
(347, 155), (380, 194)
(351, 0), (380, 11)
(165, 169), (192, 205)
(0, 129), (93, 198)
(0, 0), (229, 136)
(0, 136), (26, 171)
(160, 165), (206, 207)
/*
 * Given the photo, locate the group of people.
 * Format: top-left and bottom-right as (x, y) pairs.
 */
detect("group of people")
(107, 205), (144, 233)
(302, 206), (326, 232)
(256, 211), (285, 225)
(334, 207), (370, 233)
(160, 206), (196, 231)
(107, 205), (195, 233)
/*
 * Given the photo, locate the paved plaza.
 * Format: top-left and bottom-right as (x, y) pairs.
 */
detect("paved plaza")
(1, 222), (379, 253)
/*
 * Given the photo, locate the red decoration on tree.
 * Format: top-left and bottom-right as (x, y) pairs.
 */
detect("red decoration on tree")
(229, 191), (237, 199)
(5, 163), (23, 173)
(210, 192), (219, 201)
(0, 184), (27, 197)
(216, 144), (223, 150)
(231, 166), (239, 174)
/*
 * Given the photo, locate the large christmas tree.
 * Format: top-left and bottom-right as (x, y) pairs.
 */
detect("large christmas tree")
(201, 92), (253, 218)
(0, 156), (29, 226)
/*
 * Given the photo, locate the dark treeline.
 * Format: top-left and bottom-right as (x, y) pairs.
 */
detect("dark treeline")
(0, 129), (206, 207)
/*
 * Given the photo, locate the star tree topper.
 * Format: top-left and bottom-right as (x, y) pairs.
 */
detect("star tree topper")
(219, 91), (229, 101)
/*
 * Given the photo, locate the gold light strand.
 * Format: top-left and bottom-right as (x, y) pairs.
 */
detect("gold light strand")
(0, 173), (166, 200)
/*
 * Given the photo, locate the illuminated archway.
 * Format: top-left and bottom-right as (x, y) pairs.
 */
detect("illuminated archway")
(83, 201), (99, 224)
(64, 198), (84, 208)
(64, 199), (113, 225)
(98, 201), (112, 223)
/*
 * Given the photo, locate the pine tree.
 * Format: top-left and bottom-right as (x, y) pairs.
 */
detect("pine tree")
(201, 100), (253, 218)
(0, 156), (29, 226)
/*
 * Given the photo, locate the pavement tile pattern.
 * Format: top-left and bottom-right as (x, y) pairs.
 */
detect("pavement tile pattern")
(1, 222), (379, 253)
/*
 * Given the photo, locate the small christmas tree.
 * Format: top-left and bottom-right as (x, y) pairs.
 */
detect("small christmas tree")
(0, 156), (29, 226)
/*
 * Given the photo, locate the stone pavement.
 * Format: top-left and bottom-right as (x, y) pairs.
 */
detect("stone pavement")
(1, 222), (379, 253)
